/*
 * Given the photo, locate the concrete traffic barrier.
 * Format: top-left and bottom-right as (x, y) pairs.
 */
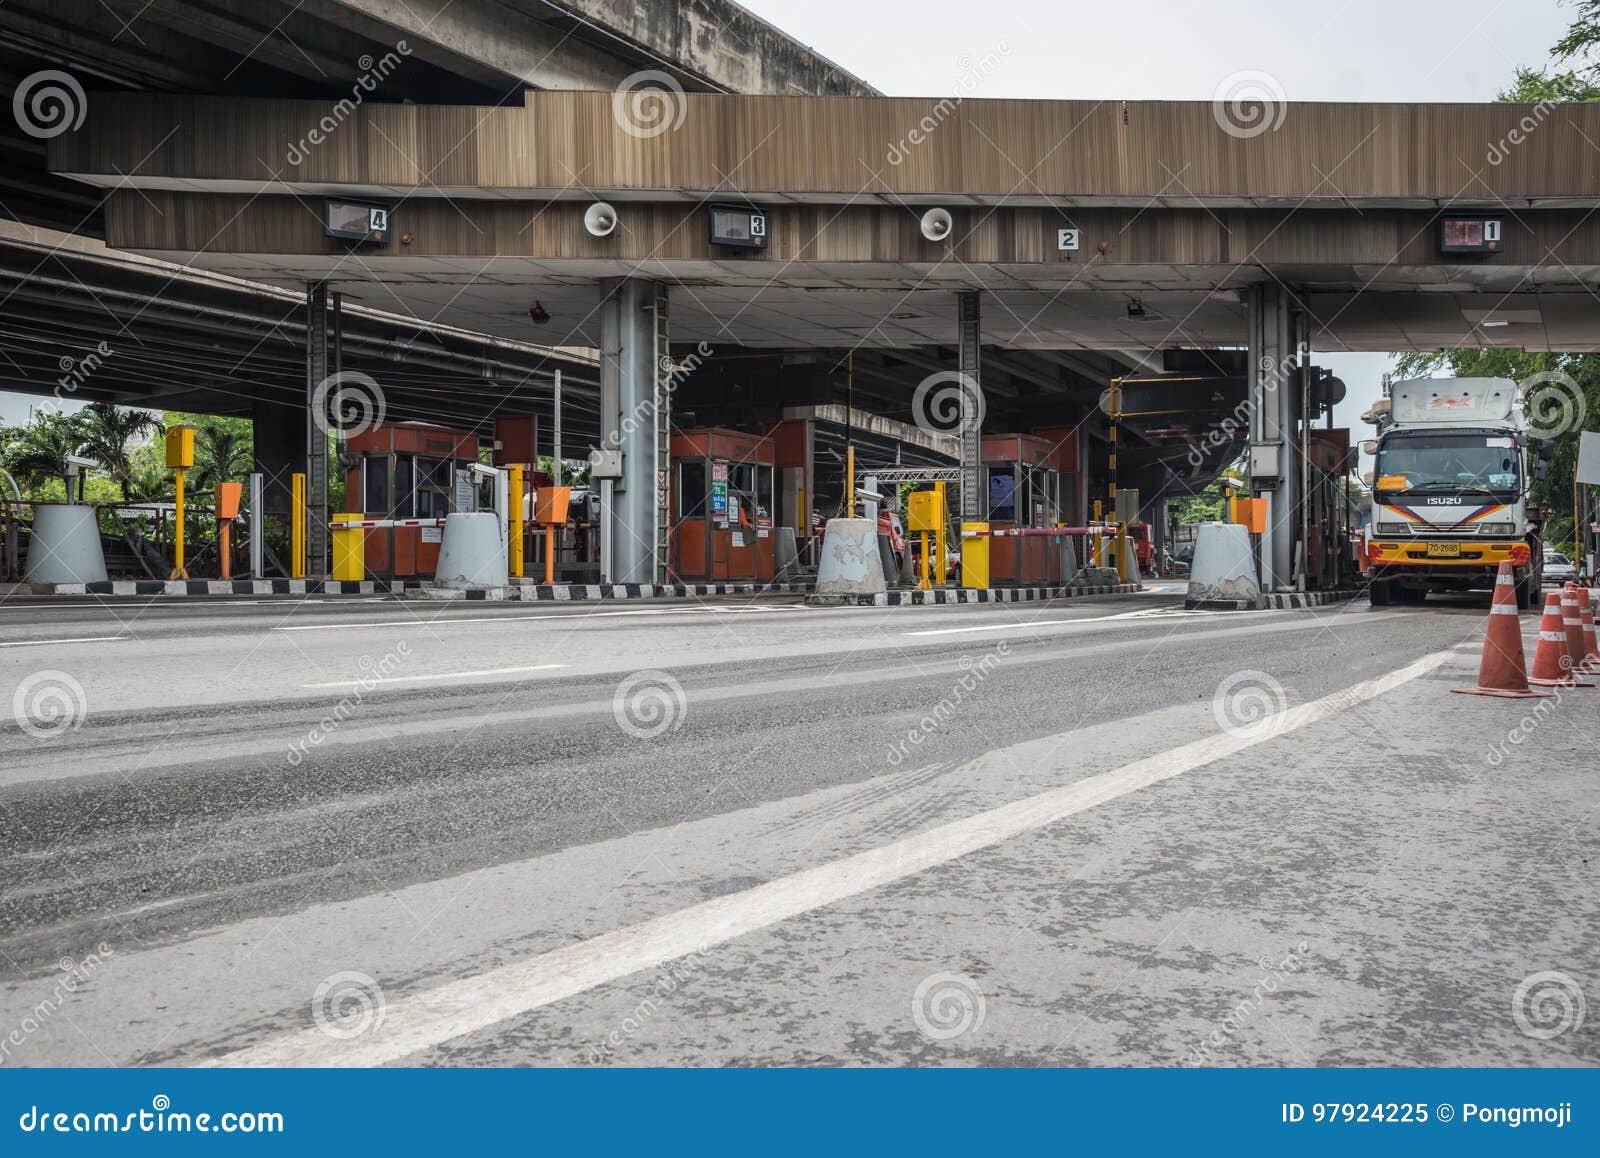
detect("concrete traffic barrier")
(813, 517), (885, 596)
(1185, 522), (1260, 608)
(23, 503), (108, 585)
(434, 512), (509, 589)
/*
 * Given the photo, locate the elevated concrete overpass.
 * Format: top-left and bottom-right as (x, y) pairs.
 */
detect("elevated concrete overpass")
(45, 90), (1600, 585)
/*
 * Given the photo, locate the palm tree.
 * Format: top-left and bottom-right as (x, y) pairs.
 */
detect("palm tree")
(3, 411), (88, 495)
(190, 423), (252, 492)
(77, 403), (163, 501)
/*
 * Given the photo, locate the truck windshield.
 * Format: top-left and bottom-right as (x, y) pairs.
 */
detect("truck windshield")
(1374, 434), (1520, 496)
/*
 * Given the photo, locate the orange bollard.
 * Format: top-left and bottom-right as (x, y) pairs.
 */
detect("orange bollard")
(1560, 586), (1589, 677)
(1453, 561), (1550, 698)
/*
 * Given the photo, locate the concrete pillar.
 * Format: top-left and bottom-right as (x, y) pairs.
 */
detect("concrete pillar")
(1247, 282), (1301, 591)
(956, 291), (984, 522)
(304, 281), (331, 578)
(599, 277), (665, 585)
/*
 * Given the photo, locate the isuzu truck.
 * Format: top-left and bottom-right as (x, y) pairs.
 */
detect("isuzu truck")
(1363, 377), (1545, 607)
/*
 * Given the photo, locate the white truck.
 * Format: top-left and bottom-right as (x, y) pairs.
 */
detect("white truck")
(1362, 377), (1546, 607)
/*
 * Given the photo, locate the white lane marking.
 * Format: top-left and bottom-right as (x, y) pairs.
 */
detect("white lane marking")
(0, 635), (127, 648)
(212, 645), (1456, 1067)
(276, 605), (797, 632)
(904, 606), (1234, 636)
(300, 663), (567, 689)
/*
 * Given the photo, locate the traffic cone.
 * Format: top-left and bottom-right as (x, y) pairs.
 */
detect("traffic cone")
(1561, 585), (1590, 676)
(1453, 562), (1551, 698)
(1575, 588), (1600, 671)
(1529, 590), (1593, 687)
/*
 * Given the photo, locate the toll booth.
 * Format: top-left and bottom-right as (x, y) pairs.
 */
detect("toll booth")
(344, 422), (481, 579)
(671, 427), (776, 582)
(1305, 428), (1357, 590)
(984, 434), (1066, 586)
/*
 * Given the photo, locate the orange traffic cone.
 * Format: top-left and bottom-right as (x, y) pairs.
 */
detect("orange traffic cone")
(1561, 586), (1590, 675)
(1453, 562), (1551, 698)
(1530, 590), (1593, 687)
(1575, 588), (1600, 671)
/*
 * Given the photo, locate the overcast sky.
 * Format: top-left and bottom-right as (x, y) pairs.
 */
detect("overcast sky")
(2, 0), (1576, 432)
(740, 0), (1575, 436)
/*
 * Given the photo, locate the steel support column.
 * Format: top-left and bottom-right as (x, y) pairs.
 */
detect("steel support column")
(304, 281), (330, 579)
(1247, 282), (1301, 591)
(599, 277), (666, 585)
(956, 291), (984, 522)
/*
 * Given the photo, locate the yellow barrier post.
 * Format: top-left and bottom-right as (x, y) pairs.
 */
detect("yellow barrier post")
(507, 465), (525, 579)
(961, 522), (990, 589)
(934, 481), (948, 585)
(165, 425), (195, 580)
(291, 472), (306, 579)
(331, 513), (365, 581)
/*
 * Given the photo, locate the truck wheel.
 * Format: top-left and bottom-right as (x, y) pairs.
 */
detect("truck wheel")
(1368, 579), (1391, 606)
(1514, 570), (1536, 610)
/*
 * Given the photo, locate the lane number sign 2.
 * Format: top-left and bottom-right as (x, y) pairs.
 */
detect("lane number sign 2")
(1057, 228), (1080, 252)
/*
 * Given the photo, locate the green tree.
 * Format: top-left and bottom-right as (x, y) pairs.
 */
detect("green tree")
(3, 410), (87, 495)
(77, 402), (163, 500)
(190, 423), (252, 492)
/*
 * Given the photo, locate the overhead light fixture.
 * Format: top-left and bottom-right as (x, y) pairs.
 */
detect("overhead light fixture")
(1481, 318), (1510, 327)
(528, 302), (550, 324)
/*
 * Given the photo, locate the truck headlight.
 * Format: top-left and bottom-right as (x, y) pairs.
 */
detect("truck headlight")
(1375, 523), (1409, 535)
(1477, 523), (1515, 536)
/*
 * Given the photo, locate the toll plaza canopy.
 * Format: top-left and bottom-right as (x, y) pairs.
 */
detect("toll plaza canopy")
(49, 93), (1600, 352)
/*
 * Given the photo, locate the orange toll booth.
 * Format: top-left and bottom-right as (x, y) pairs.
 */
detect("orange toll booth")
(344, 422), (481, 579)
(670, 427), (776, 582)
(984, 433), (1067, 586)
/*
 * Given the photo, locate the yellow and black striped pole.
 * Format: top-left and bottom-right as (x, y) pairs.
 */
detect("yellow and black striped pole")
(1107, 377), (1124, 581)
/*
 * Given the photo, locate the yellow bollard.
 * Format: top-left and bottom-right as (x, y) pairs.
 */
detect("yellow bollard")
(919, 531), (931, 590)
(331, 513), (365, 581)
(961, 522), (990, 589)
(291, 472), (306, 579)
(507, 465), (525, 579)
(165, 425), (195, 580)
(170, 467), (188, 579)
(934, 480), (948, 585)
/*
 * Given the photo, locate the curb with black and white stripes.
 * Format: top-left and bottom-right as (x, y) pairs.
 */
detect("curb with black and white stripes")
(806, 583), (1141, 607)
(32, 579), (422, 597)
(1184, 588), (1360, 612)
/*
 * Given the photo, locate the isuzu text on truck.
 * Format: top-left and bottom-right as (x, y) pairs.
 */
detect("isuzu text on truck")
(1363, 377), (1547, 607)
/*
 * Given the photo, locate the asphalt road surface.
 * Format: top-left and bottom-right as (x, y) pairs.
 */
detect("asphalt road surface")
(0, 586), (1594, 1067)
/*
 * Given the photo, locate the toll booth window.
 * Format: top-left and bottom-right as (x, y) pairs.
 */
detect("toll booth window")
(680, 461), (706, 518)
(394, 457), (414, 518)
(363, 461), (388, 515)
(989, 473), (1017, 522)
(416, 457), (451, 517)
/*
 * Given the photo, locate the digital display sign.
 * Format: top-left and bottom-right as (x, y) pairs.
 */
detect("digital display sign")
(324, 199), (391, 244)
(1439, 216), (1502, 254)
(708, 204), (768, 250)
